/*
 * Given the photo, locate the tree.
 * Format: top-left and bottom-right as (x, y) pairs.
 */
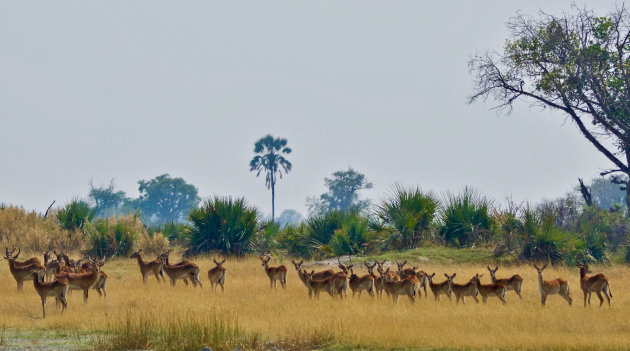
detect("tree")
(137, 174), (200, 225)
(589, 176), (628, 210)
(307, 167), (373, 215)
(277, 209), (303, 228)
(88, 180), (126, 217)
(249, 135), (292, 222)
(469, 6), (630, 212)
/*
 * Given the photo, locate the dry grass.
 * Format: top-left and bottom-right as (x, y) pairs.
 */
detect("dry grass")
(0, 253), (629, 350)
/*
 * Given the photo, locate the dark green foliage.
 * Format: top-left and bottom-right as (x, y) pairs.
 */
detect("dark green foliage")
(331, 212), (371, 256)
(308, 168), (373, 215)
(187, 197), (259, 256)
(249, 220), (281, 254)
(137, 174), (201, 225)
(376, 184), (439, 249)
(84, 215), (144, 257)
(439, 188), (493, 247)
(56, 199), (96, 231)
(520, 212), (586, 265)
(275, 223), (313, 258)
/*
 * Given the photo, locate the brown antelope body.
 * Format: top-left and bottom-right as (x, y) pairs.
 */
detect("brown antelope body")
(162, 254), (202, 287)
(533, 264), (571, 306)
(577, 261), (612, 307)
(380, 268), (419, 303)
(470, 274), (506, 304)
(130, 249), (165, 284)
(4, 248), (45, 290)
(260, 255), (287, 289)
(43, 251), (61, 281)
(31, 272), (68, 318)
(427, 273), (452, 301)
(208, 259), (227, 292)
(78, 257), (108, 298)
(55, 256), (102, 303)
(303, 270), (334, 298)
(349, 267), (374, 298)
(448, 273), (480, 305)
(487, 265), (523, 299)
(292, 259), (336, 297)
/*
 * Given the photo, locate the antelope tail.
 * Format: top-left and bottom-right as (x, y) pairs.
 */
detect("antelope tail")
(607, 282), (612, 298)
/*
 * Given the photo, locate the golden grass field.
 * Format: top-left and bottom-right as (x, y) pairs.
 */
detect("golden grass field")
(1, 253), (629, 350)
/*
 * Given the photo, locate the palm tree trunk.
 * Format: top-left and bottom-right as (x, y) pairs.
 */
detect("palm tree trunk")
(271, 178), (275, 222)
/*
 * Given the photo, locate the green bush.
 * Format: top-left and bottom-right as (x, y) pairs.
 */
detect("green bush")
(275, 223), (313, 258)
(520, 213), (586, 265)
(376, 184), (439, 249)
(148, 221), (192, 246)
(56, 199), (96, 231)
(187, 197), (258, 256)
(439, 188), (494, 247)
(331, 213), (371, 256)
(85, 214), (144, 257)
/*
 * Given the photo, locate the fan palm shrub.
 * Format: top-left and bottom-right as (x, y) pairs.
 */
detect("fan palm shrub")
(331, 212), (371, 256)
(376, 184), (439, 249)
(439, 187), (494, 247)
(85, 214), (144, 257)
(187, 197), (259, 256)
(56, 198), (96, 231)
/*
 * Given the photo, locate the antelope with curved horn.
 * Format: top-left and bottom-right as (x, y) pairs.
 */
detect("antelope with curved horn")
(208, 258), (227, 292)
(78, 255), (109, 298)
(380, 268), (420, 303)
(260, 255), (287, 290)
(331, 257), (351, 298)
(576, 261), (612, 307)
(349, 266), (375, 298)
(487, 265), (523, 299)
(533, 263), (571, 306)
(161, 252), (202, 287)
(427, 273), (452, 301)
(55, 256), (102, 303)
(4, 248), (45, 290)
(31, 271), (68, 318)
(130, 249), (165, 284)
(7, 248), (42, 267)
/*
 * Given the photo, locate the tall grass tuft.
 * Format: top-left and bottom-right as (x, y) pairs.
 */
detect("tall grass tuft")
(85, 214), (145, 257)
(98, 313), (260, 351)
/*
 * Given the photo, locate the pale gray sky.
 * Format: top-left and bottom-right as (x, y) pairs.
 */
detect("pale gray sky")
(0, 1), (619, 217)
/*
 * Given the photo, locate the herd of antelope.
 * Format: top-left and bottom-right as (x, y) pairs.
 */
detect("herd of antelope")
(2, 248), (614, 318)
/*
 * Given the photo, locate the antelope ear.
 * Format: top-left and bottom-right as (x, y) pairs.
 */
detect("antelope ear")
(221, 259), (226, 264)
(444, 273), (448, 278)
(453, 273), (456, 278)
(310, 270), (314, 275)
(479, 274), (483, 278)
(494, 265), (498, 271)
(487, 266), (491, 272)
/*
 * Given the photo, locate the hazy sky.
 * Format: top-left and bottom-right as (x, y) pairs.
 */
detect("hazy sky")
(0, 1), (621, 217)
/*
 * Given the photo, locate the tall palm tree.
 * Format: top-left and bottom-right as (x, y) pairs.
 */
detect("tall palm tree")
(249, 135), (292, 222)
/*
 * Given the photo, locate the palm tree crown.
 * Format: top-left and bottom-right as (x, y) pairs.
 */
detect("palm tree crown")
(249, 134), (292, 221)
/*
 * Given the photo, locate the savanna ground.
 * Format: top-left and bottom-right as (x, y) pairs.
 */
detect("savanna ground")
(0, 251), (629, 351)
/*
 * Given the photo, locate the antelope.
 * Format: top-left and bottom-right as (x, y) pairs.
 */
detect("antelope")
(331, 258), (350, 298)
(292, 259), (336, 297)
(487, 265), (523, 299)
(470, 274), (507, 305)
(59, 252), (78, 273)
(447, 273), (479, 305)
(533, 263), (571, 306)
(130, 249), (165, 284)
(4, 248), (45, 290)
(162, 253), (202, 287)
(396, 260), (418, 278)
(380, 268), (420, 303)
(576, 261), (612, 307)
(376, 260), (400, 281)
(303, 270), (334, 298)
(55, 256), (102, 303)
(208, 258), (227, 292)
(349, 267), (374, 298)
(260, 255), (287, 289)
(31, 271), (69, 318)
(78, 256), (108, 298)
(365, 261), (386, 298)
(427, 273), (452, 301)
(43, 251), (61, 281)
(6, 248), (42, 267)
